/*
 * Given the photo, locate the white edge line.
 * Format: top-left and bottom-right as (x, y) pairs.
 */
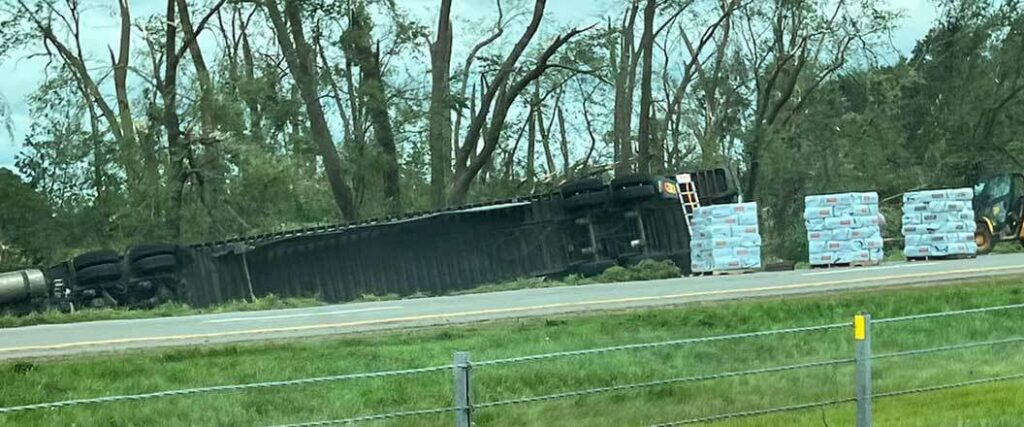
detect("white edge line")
(204, 305), (403, 321)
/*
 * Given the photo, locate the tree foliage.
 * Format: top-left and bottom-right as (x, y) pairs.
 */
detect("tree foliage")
(0, 0), (1021, 265)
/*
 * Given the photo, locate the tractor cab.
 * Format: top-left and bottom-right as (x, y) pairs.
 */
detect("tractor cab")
(972, 173), (1024, 253)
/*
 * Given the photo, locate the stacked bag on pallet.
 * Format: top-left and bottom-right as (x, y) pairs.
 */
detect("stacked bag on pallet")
(689, 202), (762, 273)
(902, 188), (977, 258)
(803, 192), (884, 266)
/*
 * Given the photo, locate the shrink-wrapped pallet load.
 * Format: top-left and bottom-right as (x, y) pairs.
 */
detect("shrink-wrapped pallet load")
(902, 188), (977, 258)
(690, 202), (762, 273)
(804, 192), (884, 266)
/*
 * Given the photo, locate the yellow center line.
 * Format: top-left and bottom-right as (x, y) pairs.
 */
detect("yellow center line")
(2, 264), (1023, 354)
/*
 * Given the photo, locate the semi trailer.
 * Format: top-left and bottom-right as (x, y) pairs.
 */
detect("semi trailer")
(0, 168), (739, 315)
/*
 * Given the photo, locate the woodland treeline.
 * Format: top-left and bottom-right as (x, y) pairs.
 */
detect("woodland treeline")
(0, 0), (1022, 268)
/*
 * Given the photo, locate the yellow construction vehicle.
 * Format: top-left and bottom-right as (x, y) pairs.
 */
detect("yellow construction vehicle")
(972, 173), (1024, 254)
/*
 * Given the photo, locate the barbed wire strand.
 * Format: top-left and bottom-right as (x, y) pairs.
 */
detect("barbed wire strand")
(647, 373), (1024, 426)
(476, 322), (851, 367)
(874, 336), (1024, 360)
(876, 303), (1024, 324)
(476, 358), (854, 409)
(0, 364), (451, 414)
(647, 397), (857, 427)
(268, 406), (455, 427)
(873, 373), (1024, 399)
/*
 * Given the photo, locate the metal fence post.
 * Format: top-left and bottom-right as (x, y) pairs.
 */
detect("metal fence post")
(854, 312), (872, 427)
(453, 351), (472, 427)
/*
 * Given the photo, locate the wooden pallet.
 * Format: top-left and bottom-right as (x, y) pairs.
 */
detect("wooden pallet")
(764, 261), (797, 272)
(809, 261), (880, 269)
(906, 253), (976, 262)
(692, 269), (759, 276)
(713, 269), (758, 276)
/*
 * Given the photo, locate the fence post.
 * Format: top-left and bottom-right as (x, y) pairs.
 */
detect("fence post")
(453, 351), (472, 427)
(854, 312), (872, 427)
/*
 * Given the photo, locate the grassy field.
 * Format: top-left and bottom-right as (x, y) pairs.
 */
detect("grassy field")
(2, 276), (1024, 426)
(0, 261), (681, 329)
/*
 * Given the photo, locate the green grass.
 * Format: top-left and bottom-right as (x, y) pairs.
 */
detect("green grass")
(992, 242), (1024, 254)
(2, 276), (1024, 426)
(453, 260), (682, 296)
(0, 260), (682, 329)
(0, 294), (324, 329)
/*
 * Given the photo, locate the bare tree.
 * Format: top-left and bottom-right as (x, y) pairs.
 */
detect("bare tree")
(450, 0), (547, 203)
(16, 0), (126, 160)
(451, 0), (509, 161)
(611, 2), (639, 176)
(427, 0), (453, 208)
(449, 19), (590, 204)
(112, 0), (136, 161)
(636, 0), (656, 174)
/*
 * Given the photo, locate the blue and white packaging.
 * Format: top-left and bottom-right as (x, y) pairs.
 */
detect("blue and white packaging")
(804, 192), (883, 266)
(901, 188), (976, 258)
(690, 202), (762, 273)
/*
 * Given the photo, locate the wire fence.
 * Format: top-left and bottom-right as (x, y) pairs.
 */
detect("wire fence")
(1, 302), (1023, 426)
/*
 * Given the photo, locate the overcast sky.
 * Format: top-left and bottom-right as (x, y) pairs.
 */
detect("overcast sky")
(0, 0), (938, 170)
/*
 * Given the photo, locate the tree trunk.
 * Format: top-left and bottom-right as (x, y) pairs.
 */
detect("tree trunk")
(557, 105), (570, 175)
(177, 0), (214, 134)
(264, 0), (357, 220)
(162, 0), (186, 238)
(636, 0), (656, 174)
(613, 3), (639, 176)
(341, 6), (402, 214)
(113, 0), (138, 163)
(240, 25), (264, 142)
(535, 81), (556, 177)
(504, 119), (528, 183)
(428, 0), (454, 208)
(526, 106), (536, 184)
(177, 0), (223, 231)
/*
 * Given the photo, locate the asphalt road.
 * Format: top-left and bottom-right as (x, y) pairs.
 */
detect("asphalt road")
(3, 253), (1024, 360)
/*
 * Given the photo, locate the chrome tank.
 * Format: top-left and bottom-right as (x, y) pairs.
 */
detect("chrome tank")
(0, 269), (47, 304)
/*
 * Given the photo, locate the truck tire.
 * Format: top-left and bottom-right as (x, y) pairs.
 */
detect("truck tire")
(563, 191), (609, 210)
(73, 250), (121, 270)
(613, 185), (659, 201)
(132, 254), (179, 275)
(975, 222), (993, 255)
(128, 243), (178, 262)
(610, 173), (654, 189)
(76, 263), (123, 285)
(560, 178), (606, 198)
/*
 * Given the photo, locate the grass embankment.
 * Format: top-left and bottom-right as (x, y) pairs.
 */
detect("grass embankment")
(2, 277), (1024, 426)
(0, 261), (682, 329)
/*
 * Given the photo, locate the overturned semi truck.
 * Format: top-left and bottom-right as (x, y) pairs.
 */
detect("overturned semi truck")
(0, 169), (740, 314)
